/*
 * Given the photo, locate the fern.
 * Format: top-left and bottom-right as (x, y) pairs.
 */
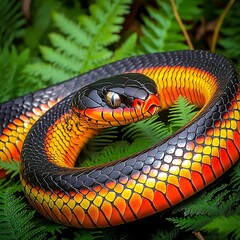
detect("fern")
(0, 46), (30, 103)
(122, 115), (170, 144)
(0, 0), (25, 48)
(23, 0), (133, 85)
(218, 1), (240, 66)
(202, 215), (240, 240)
(169, 96), (198, 129)
(168, 215), (211, 232)
(0, 159), (20, 178)
(0, 187), (47, 240)
(137, 0), (202, 53)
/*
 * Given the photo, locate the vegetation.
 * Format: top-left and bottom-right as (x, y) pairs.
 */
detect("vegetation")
(0, 0), (239, 239)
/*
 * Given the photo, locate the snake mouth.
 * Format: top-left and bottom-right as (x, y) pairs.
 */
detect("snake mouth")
(139, 94), (162, 115)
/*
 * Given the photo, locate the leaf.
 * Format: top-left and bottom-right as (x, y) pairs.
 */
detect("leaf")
(24, 0), (133, 84)
(0, 0), (25, 47)
(0, 159), (20, 178)
(169, 96), (198, 129)
(202, 215), (240, 239)
(0, 187), (47, 240)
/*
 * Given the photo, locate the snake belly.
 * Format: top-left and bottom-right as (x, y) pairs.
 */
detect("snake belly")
(0, 50), (239, 228)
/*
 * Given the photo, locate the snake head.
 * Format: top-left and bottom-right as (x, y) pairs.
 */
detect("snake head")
(72, 73), (161, 128)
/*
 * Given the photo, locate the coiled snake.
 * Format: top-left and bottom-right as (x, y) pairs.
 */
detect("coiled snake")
(0, 50), (239, 228)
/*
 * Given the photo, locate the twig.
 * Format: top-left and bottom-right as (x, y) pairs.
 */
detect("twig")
(211, 0), (235, 52)
(193, 231), (205, 240)
(170, 0), (194, 50)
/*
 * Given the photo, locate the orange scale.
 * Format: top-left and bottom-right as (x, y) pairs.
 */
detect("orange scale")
(196, 135), (205, 144)
(129, 193), (142, 215)
(113, 109), (125, 121)
(13, 118), (23, 126)
(227, 140), (239, 163)
(85, 108), (104, 121)
(179, 177), (195, 197)
(191, 171), (205, 190)
(166, 184), (183, 205)
(82, 214), (95, 228)
(194, 145), (203, 153)
(113, 183), (124, 194)
(34, 199), (49, 219)
(52, 205), (62, 222)
(80, 188), (90, 196)
(20, 114), (30, 122)
(211, 157), (224, 178)
(153, 190), (170, 211)
(42, 201), (54, 220)
(109, 207), (125, 226)
(136, 198), (155, 218)
(102, 111), (116, 122)
(233, 131), (240, 151)
(73, 206), (85, 225)
(105, 180), (116, 190)
(101, 201), (112, 222)
(220, 148), (232, 170)
(142, 188), (154, 202)
(8, 123), (17, 130)
(88, 205), (100, 225)
(138, 174), (147, 184)
(86, 192), (96, 201)
(202, 164), (215, 184)
(96, 211), (110, 227)
(206, 129), (214, 136)
(186, 142), (195, 151)
(3, 128), (11, 136)
(0, 134), (8, 142)
(126, 179), (136, 189)
(114, 197), (126, 216)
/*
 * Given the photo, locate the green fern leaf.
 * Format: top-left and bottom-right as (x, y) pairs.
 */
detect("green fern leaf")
(0, 187), (47, 240)
(169, 96), (198, 129)
(122, 115), (170, 144)
(218, 1), (240, 66)
(24, 0), (133, 84)
(0, 0), (25, 48)
(137, 0), (202, 53)
(168, 215), (211, 232)
(0, 159), (19, 178)
(0, 46), (30, 102)
(202, 215), (240, 239)
(111, 33), (138, 62)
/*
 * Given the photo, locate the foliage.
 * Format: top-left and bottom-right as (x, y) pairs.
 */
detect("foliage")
(0, 0), (25, 48)
(0, 0), (239, 239)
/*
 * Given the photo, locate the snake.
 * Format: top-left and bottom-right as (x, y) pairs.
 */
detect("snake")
(0, 50), (239, 228)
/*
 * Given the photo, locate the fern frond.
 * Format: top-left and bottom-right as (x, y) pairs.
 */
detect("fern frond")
(137, 0), (202, 53)
(202, 215), (240, 240)
(150, 228), (180, 240)
(218, 1), (240, 65)
(0, 46), (30, 103)
(0, 159), (20, 178)
(0, 187), (47, 240)
(169, 96), (198, 129)
(168, 215), (211, 232)
(0, 0), (25, 48)
(110, 33), (137, 62)
(74, 229), (103, 240)
(24, 0), (133, 84)
(122, 115), (170, 144)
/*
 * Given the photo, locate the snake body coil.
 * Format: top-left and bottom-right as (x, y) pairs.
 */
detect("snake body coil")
(0, 50), (239, 228)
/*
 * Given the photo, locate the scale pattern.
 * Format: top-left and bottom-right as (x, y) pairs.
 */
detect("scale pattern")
(0, 50), (239, 228)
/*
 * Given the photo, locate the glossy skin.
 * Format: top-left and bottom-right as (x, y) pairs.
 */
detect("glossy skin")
(0, 50), (239, 228)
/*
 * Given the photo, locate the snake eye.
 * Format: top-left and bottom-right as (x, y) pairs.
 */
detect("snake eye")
(105, 91), (121, 108)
